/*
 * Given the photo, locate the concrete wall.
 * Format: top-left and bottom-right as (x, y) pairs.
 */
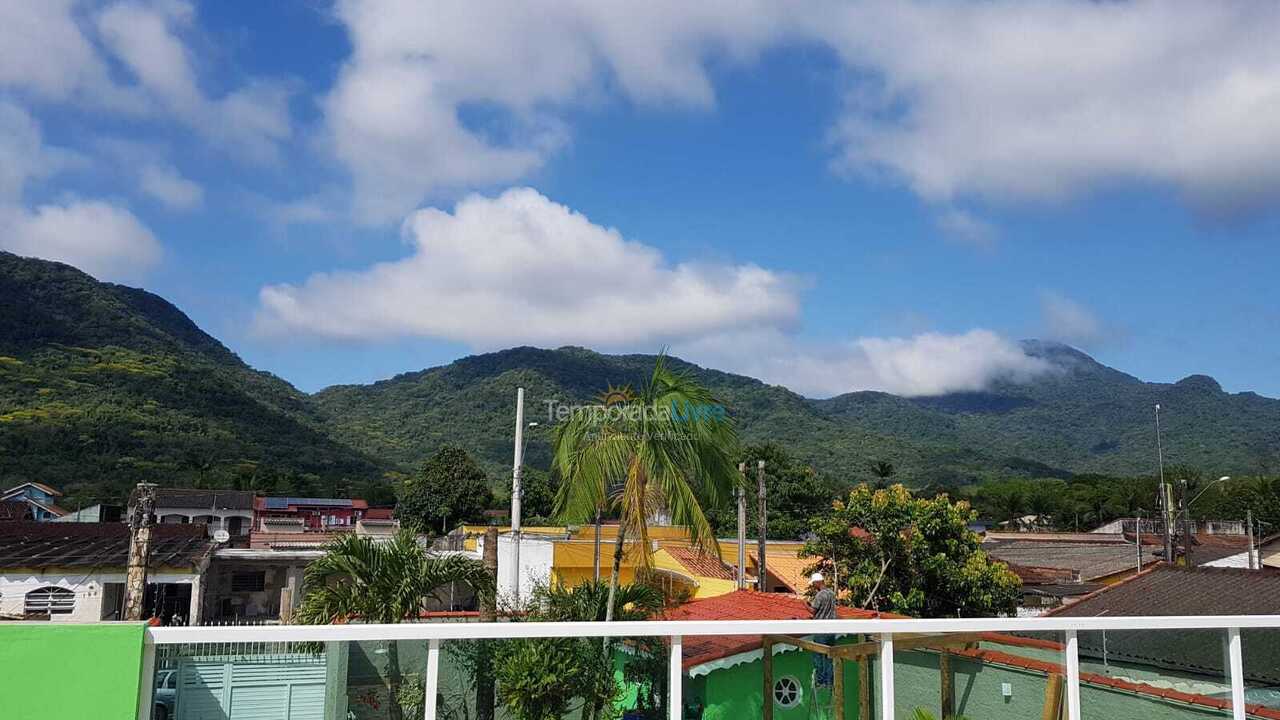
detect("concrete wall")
(0, 622), (146, 720)
(0, 570), (200, 622)
(475, 533), (554, 606)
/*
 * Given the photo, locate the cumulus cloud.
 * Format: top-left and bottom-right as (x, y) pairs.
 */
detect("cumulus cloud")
(325, 0), (795, 222)
(816, 0), (1280, 215)
(0, 101), (161, 281)
(0, 1), (292, 162)
(323, 0), (1280, 223)
(0, 201), (162, 282)
(139, 163), (203, 210)
(253, 188), (799, 346)
(1039, 291), (1124, 350)
(679, 328), (1051, 398)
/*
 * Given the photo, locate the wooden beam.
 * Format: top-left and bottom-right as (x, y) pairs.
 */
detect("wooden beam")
(764, 634), (836, 656)
(762, 637), (774, 720)
(858, 655), (871, 720)
(1041, 673), (1064, 720)
(831, 632), (989, 660)
(940, 650), (954, 719)
(833, 655), (845, 720)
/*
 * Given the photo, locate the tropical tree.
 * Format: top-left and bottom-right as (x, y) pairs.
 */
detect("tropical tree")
(870, 460), (896, 489)
(803, 484), (1020, 618)
(397, 446), (494, 534)
(706, 443), (832, 540)
(296, 531), (494, 720)
(552, 355), (739, 630)
(492, 580), (664, 720)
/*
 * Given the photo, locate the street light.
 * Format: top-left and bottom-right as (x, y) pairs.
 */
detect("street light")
(1186, 476), (1231, 508)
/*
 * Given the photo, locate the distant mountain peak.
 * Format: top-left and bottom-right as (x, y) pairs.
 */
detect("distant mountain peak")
(1174, 374), (1223, 393)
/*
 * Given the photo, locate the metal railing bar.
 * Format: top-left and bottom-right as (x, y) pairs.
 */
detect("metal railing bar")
(144, 614), (1280, 644)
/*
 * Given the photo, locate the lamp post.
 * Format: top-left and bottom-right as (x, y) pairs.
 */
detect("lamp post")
(1154, 404), (1173, 563)
(1180, 476), (1230, 568)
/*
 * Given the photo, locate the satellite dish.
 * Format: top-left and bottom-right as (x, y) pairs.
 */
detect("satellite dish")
(213, 529), (231, 544)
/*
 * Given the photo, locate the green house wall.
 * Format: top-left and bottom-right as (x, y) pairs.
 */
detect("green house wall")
(0, 622), (147, 720)
(693, 646), (1236, 720)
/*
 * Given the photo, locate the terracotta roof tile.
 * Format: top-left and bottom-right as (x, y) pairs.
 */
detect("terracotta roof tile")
(659, 590), (881, 669)
(661, 545), (736, 581)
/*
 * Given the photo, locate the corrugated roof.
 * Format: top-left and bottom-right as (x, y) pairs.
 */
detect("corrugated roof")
(983, 538), (1151, 581)
(659, 590), (881, 669)
(0, 522), (213, 570)
(155, 488), (255, 510)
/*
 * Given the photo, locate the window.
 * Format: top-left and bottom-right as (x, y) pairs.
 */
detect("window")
(25, 586), (75, 616)
(230, 571), (266, 592)
(772, 676), (802, 709)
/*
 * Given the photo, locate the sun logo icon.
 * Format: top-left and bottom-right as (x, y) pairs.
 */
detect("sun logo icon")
(598, 384), (635, 407)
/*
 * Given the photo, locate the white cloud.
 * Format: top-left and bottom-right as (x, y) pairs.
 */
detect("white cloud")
(0, 101), (161, 281)
(324, 1), (1280, 223)
(817, 0), (1280, 215)
(1039, 291), (1122, 350)
(325, 0), (795, 223)
(679, 328), (1051, 398)
(139, 163), (203, 210)
(935, 208), (997, 249)
(0, 200), (162, 282)
(253, 187), (799, 346)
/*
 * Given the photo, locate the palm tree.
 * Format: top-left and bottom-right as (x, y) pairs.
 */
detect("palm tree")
(870, 461), (896, 489)
(552, 355), (738, 630)
(296, 531), (494, 720)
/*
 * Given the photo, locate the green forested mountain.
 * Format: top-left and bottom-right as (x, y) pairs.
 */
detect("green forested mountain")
(4, 251), (1279, 506)
(315, 344), (1280, 487)
(0, 253), (388, 508)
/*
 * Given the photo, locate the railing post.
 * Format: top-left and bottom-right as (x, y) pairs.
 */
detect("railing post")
(136, 634), (156, 720)
(424, 638), (440, 720)
(670, 635), (683, 720)
(880, 633), (895, 720)
(1064, 630), (1081, 720)
(1227, 628), (1246, 720)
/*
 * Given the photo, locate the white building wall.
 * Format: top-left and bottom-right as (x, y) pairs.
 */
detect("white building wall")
(0, 571), (201, 622)
(474, 533), (553, 610)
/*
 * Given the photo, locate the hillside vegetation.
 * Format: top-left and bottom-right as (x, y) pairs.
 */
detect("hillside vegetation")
(4, 251), (1278, 505)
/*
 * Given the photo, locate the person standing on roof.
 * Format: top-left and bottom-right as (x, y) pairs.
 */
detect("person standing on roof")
(809, 572), (837, 688)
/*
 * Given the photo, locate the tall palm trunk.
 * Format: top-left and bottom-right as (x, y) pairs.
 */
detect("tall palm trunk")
(601, 524), (626, 651)
(385, 640), (404, 720)
(593, 507), (602, 581)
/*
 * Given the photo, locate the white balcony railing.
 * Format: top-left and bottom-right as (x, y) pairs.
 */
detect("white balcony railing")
(142, 614), (1280, 720)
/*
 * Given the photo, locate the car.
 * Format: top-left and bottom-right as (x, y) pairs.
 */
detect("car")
(153, 669), (177, 720)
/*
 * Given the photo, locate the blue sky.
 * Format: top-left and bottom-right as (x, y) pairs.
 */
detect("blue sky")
(3, 1), (1279, 398)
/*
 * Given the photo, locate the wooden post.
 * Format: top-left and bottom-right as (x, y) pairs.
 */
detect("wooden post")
(477, 527), (499, 720)
(940, 650), (954, 719)
(762, 638), (774, 720)
(859, 656), (871, 720)
(124, 482), (157, 621)
(1041, 673), (1064, 720)
(279, 587), (293, 624)
(756, 460), (767, 592)
(737, 462), (747, 590)
(833, 655), (845, 720)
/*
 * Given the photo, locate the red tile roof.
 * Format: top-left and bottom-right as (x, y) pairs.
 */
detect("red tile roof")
(661, 545), (736, 581)
(364, 508), (395, 520)
(659, 590), (881, 669)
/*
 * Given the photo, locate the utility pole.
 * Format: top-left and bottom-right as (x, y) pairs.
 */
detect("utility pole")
(736, 462), (747, 590)
(1180, 480), (1194, 567)
(1247, 509), (1256, 570)
(756, 459), (767, 593)
(1135, 513), (1143, 574)
(124, 482), (157, 621)
(1155, 404), (1173, 564)
(477, 527), (498, 720)
(510, 388), (525, 609)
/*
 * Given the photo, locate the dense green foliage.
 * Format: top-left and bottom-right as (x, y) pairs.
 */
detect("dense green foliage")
(0, 253), (387, 505)
(493, 580), (664, 720)
(296, 531), (493, 720)
(804, 485), (1021, 617)
(705, 443), (837, 540)
(395, 446), (494, 533)
(5, 251), (1280, 517)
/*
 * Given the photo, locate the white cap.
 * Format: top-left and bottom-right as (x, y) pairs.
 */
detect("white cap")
(810, 572), (825, 583)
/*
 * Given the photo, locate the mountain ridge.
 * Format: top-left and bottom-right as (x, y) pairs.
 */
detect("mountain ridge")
(2, 251), (1278, 504)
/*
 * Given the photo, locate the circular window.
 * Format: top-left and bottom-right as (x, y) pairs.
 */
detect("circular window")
(772, 675), (803, 709)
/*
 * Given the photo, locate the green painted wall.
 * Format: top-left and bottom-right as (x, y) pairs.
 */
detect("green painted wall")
(0, 622), (146, 720)
(695, 648), (861, 720)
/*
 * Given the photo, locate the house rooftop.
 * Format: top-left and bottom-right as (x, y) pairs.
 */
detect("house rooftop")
(3, 481), (62, 497)
(659, 590), (880, 669)
(1049, 564), (1280, 618)
(983, 536), (1153, 581)
(0, 521), (213, 570)
(155, 488), (255, 511)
